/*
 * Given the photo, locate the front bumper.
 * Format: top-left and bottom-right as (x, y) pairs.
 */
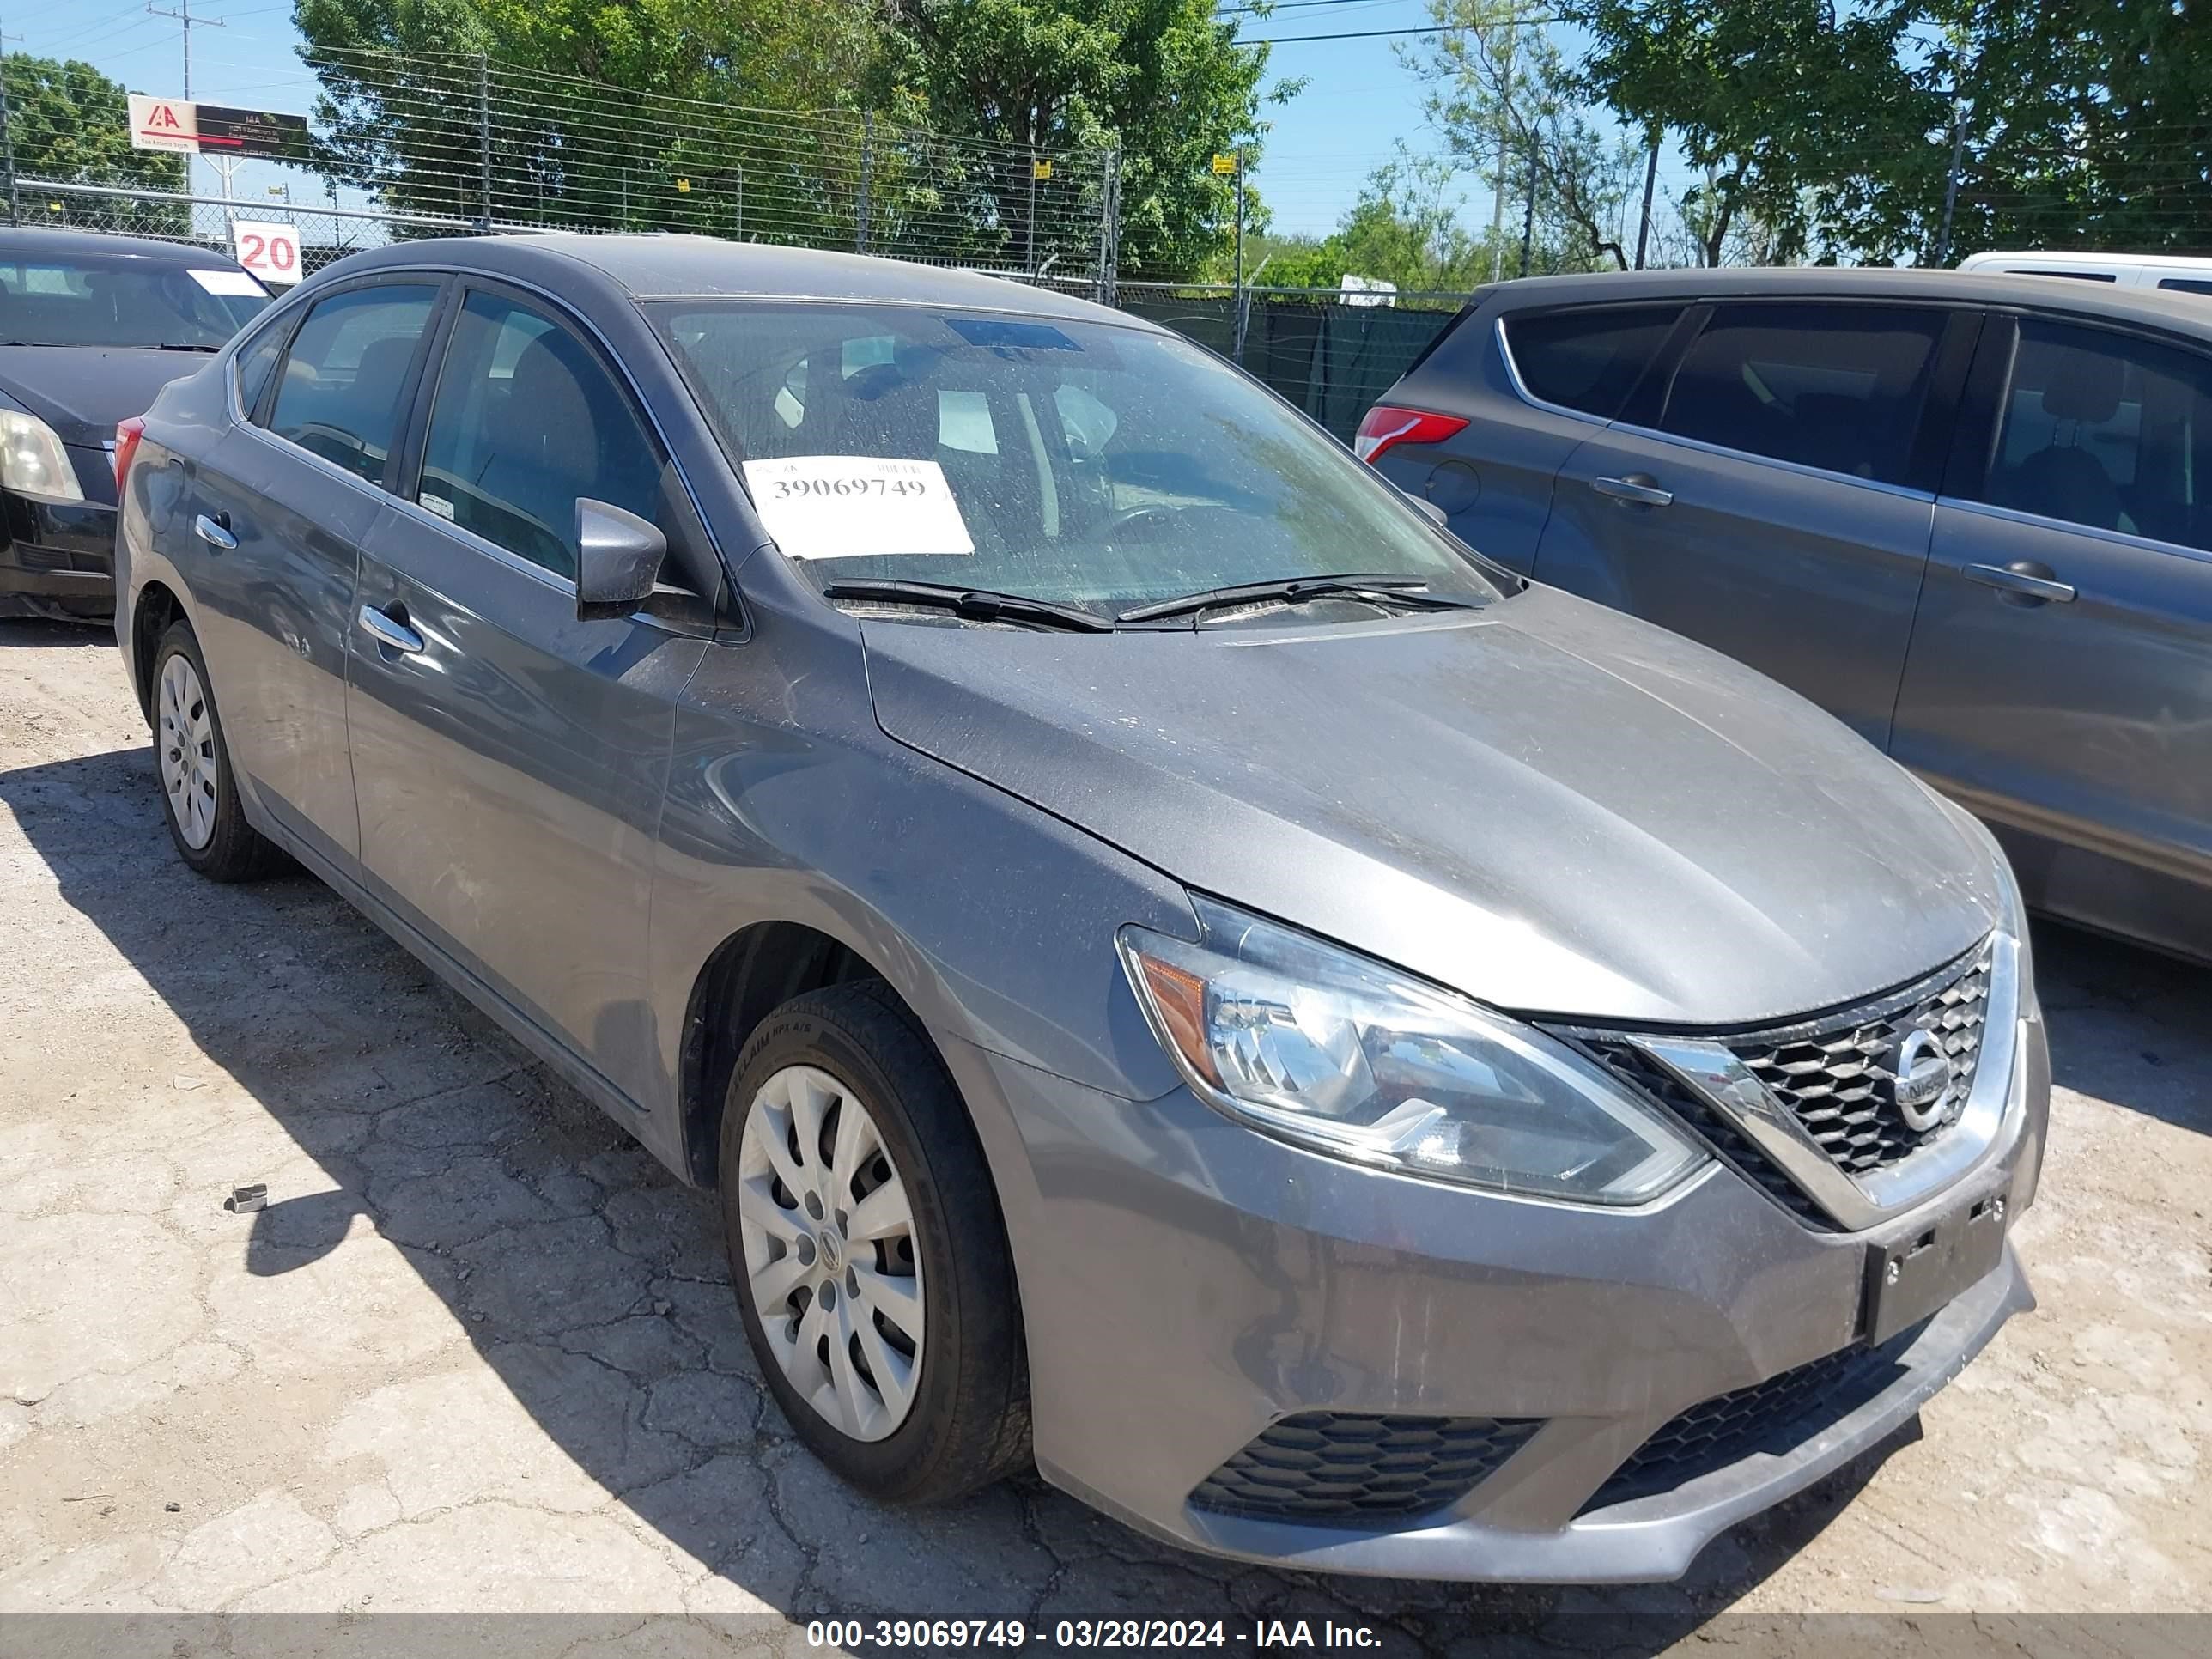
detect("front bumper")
(943, 1004), (2049, 1583)
(1, 489), (117, 619)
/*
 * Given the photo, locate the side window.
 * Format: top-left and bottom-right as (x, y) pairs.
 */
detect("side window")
(233, 319), (289, 416)
(1974, 319), (2212, 551)
(2004, 269), (2118, 283)
(1502, 305), (1680, 419)
(416, 289), (666, 580)
(1657, 303), (1946, 487)
(2157, 277), (2212, 297)
(264, 284), (439, 484)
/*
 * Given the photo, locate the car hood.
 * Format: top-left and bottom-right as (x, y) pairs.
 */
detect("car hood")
(860, 584), (2003, 1027)
(0, 346), (210, 447)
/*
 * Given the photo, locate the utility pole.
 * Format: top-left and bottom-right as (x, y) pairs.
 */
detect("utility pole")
(1634, 127), (1659, 270)
(1232, 149), (1249, 366)
(1936, 100), (1969, 267)
(1487, 17), (1517, 283)
(148, 0), (222, 101)
(0, 9), (20, 227)
(477, 53), (492, 229)
(148, 0), (222, 201)
(1026, 145), (1039, 276)
(1516, 132), (1537, 279)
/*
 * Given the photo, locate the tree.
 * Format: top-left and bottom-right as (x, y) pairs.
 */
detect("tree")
(1920, 0), (2212, 260)
(292, 0), (886, 233)
(1329, 149), (1490, 292)
(879, 0), (1280, 276)
(1402, 3), (1642, 273)
(1566, 2), (1943, 266)
(1, 53), (189, 232)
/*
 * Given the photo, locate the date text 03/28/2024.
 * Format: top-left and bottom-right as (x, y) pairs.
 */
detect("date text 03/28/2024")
(805, 1620), (1385, 1650)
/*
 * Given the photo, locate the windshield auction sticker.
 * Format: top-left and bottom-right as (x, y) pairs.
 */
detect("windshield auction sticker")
(742, 456), (975, 559)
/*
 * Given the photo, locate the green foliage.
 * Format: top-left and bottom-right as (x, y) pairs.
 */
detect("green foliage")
(1206, 147), (1605, 295)
(1404, 3), (1644, 271)
(2, 53), (190, 234)
(1566, 0), (2212, 265)
(292, 0), (885, 233)
(1924, 0), (2212, 258)
(881, 0), (1277, 277)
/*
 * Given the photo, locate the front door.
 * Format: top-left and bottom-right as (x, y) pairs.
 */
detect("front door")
(1893, 314), (2212, 955)
(344, 284), (708, 1102)
(1535, 301), (1964, 747)
(192, 278), (444, 862)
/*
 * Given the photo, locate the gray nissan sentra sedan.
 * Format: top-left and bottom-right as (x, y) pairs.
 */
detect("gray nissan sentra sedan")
(112, 234), (2050, 1583)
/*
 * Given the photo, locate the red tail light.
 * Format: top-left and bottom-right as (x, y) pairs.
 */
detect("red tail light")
(113, 416), (146, 491)
(1354, 404), (1468, 464)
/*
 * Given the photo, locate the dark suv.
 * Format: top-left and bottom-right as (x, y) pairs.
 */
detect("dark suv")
(1360, 267), (2212, 964)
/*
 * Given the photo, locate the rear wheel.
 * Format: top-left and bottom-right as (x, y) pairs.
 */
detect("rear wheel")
(151, 620), (284, 882)
(719, 981), (1029, 1502)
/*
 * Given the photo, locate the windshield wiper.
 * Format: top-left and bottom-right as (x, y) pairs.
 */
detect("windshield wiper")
(821, 579), (1115, 634)
(153, 343), (222, 352)
(1115, 573), (1481, 625)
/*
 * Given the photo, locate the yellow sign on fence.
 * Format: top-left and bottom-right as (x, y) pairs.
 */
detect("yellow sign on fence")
(1032, 159), (1054, 180)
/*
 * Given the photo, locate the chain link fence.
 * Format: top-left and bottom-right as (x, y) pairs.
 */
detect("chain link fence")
(7, 44), (1120, 292)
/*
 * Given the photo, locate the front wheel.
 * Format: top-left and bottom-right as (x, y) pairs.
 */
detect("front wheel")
(718, 981), (1029, 1503)
(151, 619), (284, 882)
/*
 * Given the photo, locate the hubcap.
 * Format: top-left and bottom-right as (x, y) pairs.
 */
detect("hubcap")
(157, 653), (218, 851)
(736, 1064), (924, 1442)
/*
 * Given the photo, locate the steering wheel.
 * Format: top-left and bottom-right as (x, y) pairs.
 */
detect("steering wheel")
(1092, 501), (1191, 541)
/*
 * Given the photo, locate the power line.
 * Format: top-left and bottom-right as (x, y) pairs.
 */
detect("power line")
(146, 0), (223, 100)
(1249, 10), (1563, 40)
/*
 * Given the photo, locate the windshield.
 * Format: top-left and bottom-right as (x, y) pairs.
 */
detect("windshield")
(652, 301), (1504, 617)
(0, 252), (269, 348)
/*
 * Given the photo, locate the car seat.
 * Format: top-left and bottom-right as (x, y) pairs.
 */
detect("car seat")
(2002, 348), (2132, 533)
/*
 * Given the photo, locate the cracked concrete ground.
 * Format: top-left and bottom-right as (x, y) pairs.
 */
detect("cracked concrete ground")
(1, 617), (2208, 1651)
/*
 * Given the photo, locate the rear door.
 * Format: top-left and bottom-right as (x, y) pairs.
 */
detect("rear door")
(344, 281), (710, 1102)
(1369, 300), (1682, 574)
(1535, 301), (1972, 747)
(1893, 313), (2212, 953)
(189, 275), (446, 864)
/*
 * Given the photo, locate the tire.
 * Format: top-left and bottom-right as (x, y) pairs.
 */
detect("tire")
(150, 618), (285, 882)
(718, 980), (1030, 1503)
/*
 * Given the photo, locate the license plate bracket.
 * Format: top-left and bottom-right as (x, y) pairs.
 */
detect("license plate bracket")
(1862, 1189), (2008, 1346)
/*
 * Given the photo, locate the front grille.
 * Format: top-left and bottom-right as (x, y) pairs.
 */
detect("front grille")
(1190, 1411), (1540, 1526)
(1728, 948), (1992, 1177)
(1581, 1322), (1925, 1512)
(1580, 1039), (1832, 1227)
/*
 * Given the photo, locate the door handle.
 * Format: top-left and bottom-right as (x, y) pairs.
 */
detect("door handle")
(1963, 562), (2076, 606)
(193, 513), (236, 550)
(357, 603), (424, 654)
(1591, 474), (1674, 507)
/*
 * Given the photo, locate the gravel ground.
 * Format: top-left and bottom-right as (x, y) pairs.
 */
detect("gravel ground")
(1, 617), (2207, 1652)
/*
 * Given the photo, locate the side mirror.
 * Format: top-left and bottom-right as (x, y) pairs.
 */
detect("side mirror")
(575, 497), (667, 622)
(1399, 485), (1449, 529)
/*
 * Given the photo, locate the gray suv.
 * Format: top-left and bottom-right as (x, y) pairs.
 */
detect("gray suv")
(1362, 267), (2212, 965)
(115, 237), (2047, 1583)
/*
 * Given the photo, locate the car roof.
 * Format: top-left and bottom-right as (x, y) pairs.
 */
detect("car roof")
(1960, 249), (2212, 272)
(0, 224), (250, 267)
(1480, 264), (2212, 344)
(326, 233), (1156, 331)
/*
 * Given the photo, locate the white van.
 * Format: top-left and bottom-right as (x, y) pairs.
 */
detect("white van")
(1957, 249), (2212, 295)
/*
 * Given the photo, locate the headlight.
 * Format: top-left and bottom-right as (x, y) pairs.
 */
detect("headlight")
(1118, 898), (1710, 1204)
(0, 409), (85, 503)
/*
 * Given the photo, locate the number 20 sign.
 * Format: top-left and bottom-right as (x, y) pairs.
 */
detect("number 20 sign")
(229, 220), (302, 286)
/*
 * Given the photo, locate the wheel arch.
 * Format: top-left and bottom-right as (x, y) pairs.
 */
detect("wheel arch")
(130, 580), (185, 724)
(678, 917), (930, 1189)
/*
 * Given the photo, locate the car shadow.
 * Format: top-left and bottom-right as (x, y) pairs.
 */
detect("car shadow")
(0, 617), (112, 648)
(2032, 918), (2211, 1139)
(0, 738), (1978, 1649)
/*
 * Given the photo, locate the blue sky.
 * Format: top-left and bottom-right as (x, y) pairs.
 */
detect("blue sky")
(29, 0), (1496, 240)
